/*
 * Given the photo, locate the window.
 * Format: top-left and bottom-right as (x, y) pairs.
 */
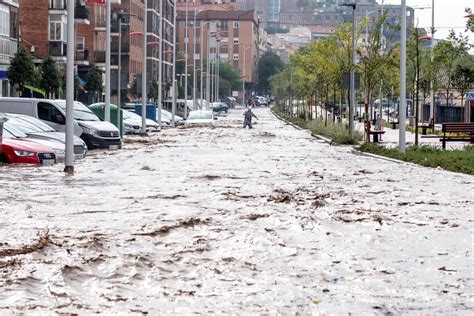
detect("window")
(195, 20), (201, 28)
(220, 21), (228, 31)
(233, 21), (239, 28)
(77, 37), (85, 51)
(49, 21), (61, 40)
(233, 53), (239, 61)
(37, 102), (65, 124)
(233, 37), (239, 45)
(0, 4), (9, 37)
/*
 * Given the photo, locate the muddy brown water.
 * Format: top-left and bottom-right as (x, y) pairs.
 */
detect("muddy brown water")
(0, 108), (473, 314)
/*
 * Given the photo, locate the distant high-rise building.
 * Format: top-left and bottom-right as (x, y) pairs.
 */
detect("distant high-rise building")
(267, 0), (280, 23)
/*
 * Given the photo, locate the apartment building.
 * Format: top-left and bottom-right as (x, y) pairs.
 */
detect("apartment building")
(19, 0), (90, 66)
(176, 9), (259, 101)
(0, 0), (19, 96)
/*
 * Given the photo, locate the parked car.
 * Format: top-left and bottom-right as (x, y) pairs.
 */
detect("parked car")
(0, 98), (121, 150)
(1, 131), (56, 165)
(3, 121), (66, 161)
(185, 110), (215, 126)
(210, 102), (228, 113)
(161, 110), (184, 125)
(155, 109), (172, 125)
(162, 99), (193, 118)
(122, 110), (160, 134)
(4, 113), (87, 159)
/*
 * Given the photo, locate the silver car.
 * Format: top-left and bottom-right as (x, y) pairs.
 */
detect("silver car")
(4, 113), (88, 159)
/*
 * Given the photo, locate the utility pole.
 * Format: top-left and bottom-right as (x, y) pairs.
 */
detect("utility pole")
(105, 0), (111, 122)
(141, 0), (148, 134)
(117, 13), (122, 130)
(193, 8), (198, 110)
(341, 3), (356, 139)
(399, 0), (407, 153)
(64, 0), (75, 173)
(429, 0), (435, 124)
(171, 1), (176, 127)
(158, 0), (163, 129)
(184, 0), (189, 118)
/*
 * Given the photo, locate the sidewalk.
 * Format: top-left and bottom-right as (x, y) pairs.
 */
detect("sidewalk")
(354, 121), (469, 150)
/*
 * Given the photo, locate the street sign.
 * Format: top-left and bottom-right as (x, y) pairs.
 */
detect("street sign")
(343, 72), (360, 90)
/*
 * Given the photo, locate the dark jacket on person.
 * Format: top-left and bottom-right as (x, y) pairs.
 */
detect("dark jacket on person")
(244, 110), (258, 122)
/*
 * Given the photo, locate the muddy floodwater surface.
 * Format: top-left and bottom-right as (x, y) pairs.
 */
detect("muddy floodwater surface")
(0, 108), (473, 314)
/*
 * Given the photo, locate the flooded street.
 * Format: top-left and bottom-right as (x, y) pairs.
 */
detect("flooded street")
(0, 107), (473, 314)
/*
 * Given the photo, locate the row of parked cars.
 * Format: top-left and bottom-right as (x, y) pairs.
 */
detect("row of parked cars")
(0, 97), (220, 165)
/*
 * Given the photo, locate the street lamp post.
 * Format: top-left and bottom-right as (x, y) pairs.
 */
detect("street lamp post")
(341, 2), (356, 139)
(429, 0), (435, 124)
(105, 0), (111, 122)
(141, 0), (148, 134)
(157, 0), (163, 130)
(184, 0), (189, 118)
(200, 20), (211, 107)
(242, 45), (251, 107)
(64, 0), (75, 173)
(171, 1), (177, 127)
(399, 0), (407, 153)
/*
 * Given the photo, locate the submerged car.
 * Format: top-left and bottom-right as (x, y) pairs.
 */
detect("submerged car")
(185, 110), (215, 126)
(211, 102), (228, 113)
(123, 110), (160, 134)
(1, 137), (56, 165)
(161, 109), (184, 124)
(4, 113), (87, 158)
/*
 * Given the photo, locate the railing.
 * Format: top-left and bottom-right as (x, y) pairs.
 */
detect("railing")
(49, 0), (66, 10)
(74, 4), (89, 20)
(75, 48), (89, 61)
(0, 36), (18, 61)
(48, 41), (66, 56)
(111, 42), (129, 53)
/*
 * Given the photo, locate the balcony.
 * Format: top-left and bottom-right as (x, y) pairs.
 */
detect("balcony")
(94, 51), (118, 67)
(48, 41), (67, 58)
(75, 48), (89, 65)
(111, 42), (129, 54)
(75, 3), (90, 25)
(0, 36), (18, 62)
(49, 0), (66, 11)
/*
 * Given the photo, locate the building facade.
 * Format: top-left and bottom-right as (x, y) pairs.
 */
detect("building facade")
(0, 0), (19, 96)
(177, 9), (259, 101)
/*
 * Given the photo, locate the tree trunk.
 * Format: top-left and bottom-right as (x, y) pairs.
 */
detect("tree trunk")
(365, 87), (371, 142)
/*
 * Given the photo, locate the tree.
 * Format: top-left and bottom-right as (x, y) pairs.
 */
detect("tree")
(433, 30), (470, 122)
(40, 56), (60, 98)
(452, 55), (474, 117)
(466, 8), (474, 33)
(218, 62), (241, 98)
(357, 12), (398, 141)
(7, 47), (36, 94)
(85, 65), (103, 102)
(257, 51), (284, 95)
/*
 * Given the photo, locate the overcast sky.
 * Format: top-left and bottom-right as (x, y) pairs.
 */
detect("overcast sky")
(381, 0), (473, 51)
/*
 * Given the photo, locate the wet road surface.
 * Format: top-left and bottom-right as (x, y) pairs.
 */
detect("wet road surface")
(0, 107), (473, 314)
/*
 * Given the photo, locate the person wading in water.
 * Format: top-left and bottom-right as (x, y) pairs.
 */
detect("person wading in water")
(243, 107), (259, 129)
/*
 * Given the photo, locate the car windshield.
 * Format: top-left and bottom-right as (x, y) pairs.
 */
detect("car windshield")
(6, 117), (43, 134)
(55, 101), (100, 121)
(3, 122), (28, 138)
(124, 111), (141, 120)
(17, 115), (56, 132)
(187, 111), (212, 120)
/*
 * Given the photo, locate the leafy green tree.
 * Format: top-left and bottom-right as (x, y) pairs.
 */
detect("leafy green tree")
(7, 47), (36, 94)
(433, 30), (470, 121)
(85, 66), (103, 94)
(40, 56), (60, 97)
(452, 55), (474, 113)
(257, 51), (284, 95)
(466, 8), (474, 33)
(218, 62), (241, 98)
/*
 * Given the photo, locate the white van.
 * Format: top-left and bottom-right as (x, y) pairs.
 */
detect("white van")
(0, 98), (121, 149)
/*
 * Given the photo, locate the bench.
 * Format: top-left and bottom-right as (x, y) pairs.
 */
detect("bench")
(370, 130), (385, 143)
(440, 123), (474, 149)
